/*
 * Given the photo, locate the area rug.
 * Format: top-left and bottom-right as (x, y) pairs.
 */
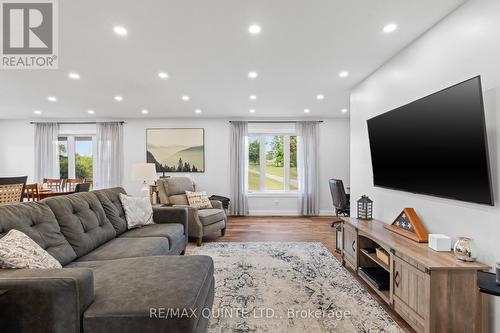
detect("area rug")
(187, 242), (402, 333)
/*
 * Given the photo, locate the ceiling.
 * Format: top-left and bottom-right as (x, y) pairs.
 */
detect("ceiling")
(0, 0), (465, 120)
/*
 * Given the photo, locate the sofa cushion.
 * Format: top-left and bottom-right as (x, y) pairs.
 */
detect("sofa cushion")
(74, 237), (170, 262)
(75, 255), (214, 333)
(169, 194), (189, 205)
(0, 229), (62, 269)
(164, 177), (195, 195)
(0, 202), (77, 265)
(43, 192), (116, 258)
(93, 188), (128, 235)
(120, 224), (184, 250)
(197, 208), (226, 226)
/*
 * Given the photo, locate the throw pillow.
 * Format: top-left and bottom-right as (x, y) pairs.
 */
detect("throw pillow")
(119, 193), (154, 229)
(0, 229), (62, 269)
(185, 191), (213, 209)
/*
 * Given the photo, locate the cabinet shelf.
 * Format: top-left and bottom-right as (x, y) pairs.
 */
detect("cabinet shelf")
(360, 248), (390, 272)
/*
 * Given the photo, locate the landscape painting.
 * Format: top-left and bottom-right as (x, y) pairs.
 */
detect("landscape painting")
(146, 128), (205, 173)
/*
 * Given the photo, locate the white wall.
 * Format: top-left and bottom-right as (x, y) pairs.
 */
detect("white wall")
(124, 118), (350, 215)
(350, 0), (500, 330)
(0, 118), (350, 215)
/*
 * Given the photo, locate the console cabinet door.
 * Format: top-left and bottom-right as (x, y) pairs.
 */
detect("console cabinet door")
(342, 223), (357, 269)
(393, 255), (429, 333)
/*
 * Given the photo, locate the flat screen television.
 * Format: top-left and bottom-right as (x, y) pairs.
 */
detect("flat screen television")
(367, 76), (493, 205)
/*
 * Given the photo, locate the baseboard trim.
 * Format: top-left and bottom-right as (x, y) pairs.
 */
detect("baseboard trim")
(247, 209), (336, 217)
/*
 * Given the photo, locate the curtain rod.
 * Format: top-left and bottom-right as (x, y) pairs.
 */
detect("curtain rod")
(29, 121), (125, 125)
(229, 120), (323, 124)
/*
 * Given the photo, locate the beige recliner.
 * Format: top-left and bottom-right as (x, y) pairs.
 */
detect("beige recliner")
(157, 177), (227, 246)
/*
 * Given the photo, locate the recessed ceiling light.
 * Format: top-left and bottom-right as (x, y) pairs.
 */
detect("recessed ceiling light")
(158, 72), (168, 79)
(248, 24), (261, 35)
(182, 95), (190, 101)
(113, 26), (128, 36)
(141, 109), (149, 115)
(195, 109), (202, 114)
(68, 72), (80, 80)
(316, 94), (324, 100)
(339, 71), (349, 78)
(248, 71), (258, 79)
(249, 109), (256, 113)
(33, 110), (42, 115)
(114, 95), (123, 101)
(249, 94), (257, 100)
(47, 96), (57, 102)
(383, 23), (398, 33)
(304, 108), (310, 113)
(87, 110), (95, 115)
(341, 108), (348, 113)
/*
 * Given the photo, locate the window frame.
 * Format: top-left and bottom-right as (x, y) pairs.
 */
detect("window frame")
(247, 132), (297, 194)
(58, 134), (96, 179)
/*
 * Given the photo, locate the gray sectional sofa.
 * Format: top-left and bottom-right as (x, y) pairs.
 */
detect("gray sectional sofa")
(0, 187), (215, 333)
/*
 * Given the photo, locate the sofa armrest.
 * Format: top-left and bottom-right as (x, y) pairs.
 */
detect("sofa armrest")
(0, 268), (94, 333)
(210, 200), (223, 210)
(153, 206), (188, 234)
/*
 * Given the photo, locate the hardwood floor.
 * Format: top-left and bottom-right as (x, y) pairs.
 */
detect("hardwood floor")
(201, 216), (415, 333)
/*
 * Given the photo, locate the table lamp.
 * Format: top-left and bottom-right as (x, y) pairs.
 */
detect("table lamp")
(132, 163), (157, 196)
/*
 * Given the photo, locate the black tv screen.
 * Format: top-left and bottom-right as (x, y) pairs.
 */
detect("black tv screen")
(367, 76), (493, 205)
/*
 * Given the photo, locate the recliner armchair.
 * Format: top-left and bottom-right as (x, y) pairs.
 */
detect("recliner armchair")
(157, 177), (228, 246)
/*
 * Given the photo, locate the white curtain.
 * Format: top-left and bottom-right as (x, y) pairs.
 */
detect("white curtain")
(34, 123), (60, 182)
(229, 121), (249, 216)
(297, 121), (319, 216)
(94, 122), (123, 189)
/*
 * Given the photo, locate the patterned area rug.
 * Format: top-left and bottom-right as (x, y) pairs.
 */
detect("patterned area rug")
(187, 242), (402, 333)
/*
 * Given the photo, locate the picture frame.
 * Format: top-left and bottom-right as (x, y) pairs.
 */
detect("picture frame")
(384, 208), (429, 243)
(146, 128), (205, 173)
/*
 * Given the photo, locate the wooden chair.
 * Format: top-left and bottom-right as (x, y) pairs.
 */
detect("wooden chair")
(24, 183), (40, 202)
(43, 178), (63, 190)
(0, 183), (24, 204)
(63, 178), (83, 192)
(0, 176), (28, 201)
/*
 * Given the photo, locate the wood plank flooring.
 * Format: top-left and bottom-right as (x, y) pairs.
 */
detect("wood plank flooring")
(201, 216), (415, 333)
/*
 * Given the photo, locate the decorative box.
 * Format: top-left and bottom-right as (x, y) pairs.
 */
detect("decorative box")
(428, 234), (451, 252)
(375, 247), (390, 266)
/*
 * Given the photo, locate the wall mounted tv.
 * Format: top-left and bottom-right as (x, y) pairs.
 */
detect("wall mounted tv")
(367, 76), (493, 205)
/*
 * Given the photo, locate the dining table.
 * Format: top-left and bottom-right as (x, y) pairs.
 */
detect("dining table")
(38, 188), (75, 200)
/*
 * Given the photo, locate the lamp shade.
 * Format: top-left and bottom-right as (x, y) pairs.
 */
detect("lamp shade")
(132, 163), (157, 182)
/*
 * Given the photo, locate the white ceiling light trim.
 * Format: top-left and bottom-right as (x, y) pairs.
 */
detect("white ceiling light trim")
(249, 94), (257, 100)
(249, 109), (256, 113)
(158, 72), (169, 79)
(383, 23), (398, 33)
(114, 95), (123, 101)
(248, 71), (258, 79)
(195, 109), (202, 114)
(338, 71), (349, 78)
(341, 108), (348, 113)
(182, 95), (190, 101)
(248, 24), (262, 35)
(113, 26), (128, 36)
(68, 72), (80, 80)
(33, 110), (42, 115)
(47, 96), (57, 102)
(316, 94), (324, 100)
(303, 108), (310, 113)
(141, 109), (149, 114)
(87, 109), (95, 114)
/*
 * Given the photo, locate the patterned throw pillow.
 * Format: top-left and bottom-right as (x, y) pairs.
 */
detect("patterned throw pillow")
(185, 191), (213, 209)
(119, 193), (155, 229)
(0, 229), (62, 269)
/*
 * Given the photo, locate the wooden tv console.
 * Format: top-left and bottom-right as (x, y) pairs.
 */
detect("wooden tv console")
(341, 217), (490, 333)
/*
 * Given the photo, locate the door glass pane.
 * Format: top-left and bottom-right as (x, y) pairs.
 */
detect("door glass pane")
(75, 137), (93, 180)
(265, 136), (284, 191)
(248, 135), (260, 191)
(289, 136), (298, 190)
(58, 137), (68, 179)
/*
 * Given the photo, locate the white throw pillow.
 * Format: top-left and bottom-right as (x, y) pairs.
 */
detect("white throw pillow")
(0, 229), (62, 269)
(186, 191), (213, 209)
(119, 193), (155, 229)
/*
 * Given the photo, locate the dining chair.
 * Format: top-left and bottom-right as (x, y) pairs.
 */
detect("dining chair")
(0, 176), (28, 201)
(75, 183), (90, 192)
(0, 183), (25, 204)
(43, 178), (63, 190)
(24, 183), (40, 202)
(63, 178), (83, 191)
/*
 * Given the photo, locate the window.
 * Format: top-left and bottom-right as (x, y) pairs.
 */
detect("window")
(58, 136), (94, 181)
(247, 134), (298, 192)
